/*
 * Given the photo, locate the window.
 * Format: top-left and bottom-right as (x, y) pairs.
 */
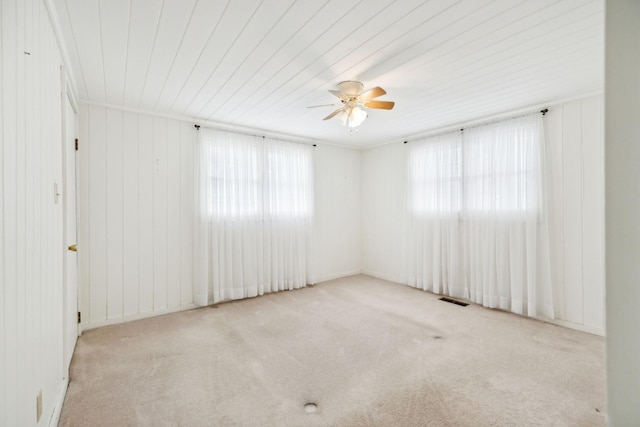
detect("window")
(208, 143), (261, 218)
(408, 133), (462, 215)
(409, 116), (542, 216)
(406, 114), (552, 318)
(203, 131), (313, 220)
(263, 141), (313, 218)
(195, 128), (314, 306)
(463, 123), (540, 214)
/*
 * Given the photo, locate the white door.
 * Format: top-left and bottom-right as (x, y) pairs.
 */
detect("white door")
(62, 91), (78, 376)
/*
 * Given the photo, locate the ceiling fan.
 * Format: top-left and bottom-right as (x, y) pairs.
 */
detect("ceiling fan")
(309, 81), (395, 129)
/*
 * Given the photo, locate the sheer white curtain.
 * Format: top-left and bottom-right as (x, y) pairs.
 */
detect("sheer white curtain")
(463, 114), (552, 317)
(194, 128), (313, 306)
(407, 132), (465, 298)
(407, 113), (553, 318)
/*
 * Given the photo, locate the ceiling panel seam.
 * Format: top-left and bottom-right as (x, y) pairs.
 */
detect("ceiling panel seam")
(62, 0), (89, 98)
(137, 0), (166, 108)
(151, 0), (200, 112)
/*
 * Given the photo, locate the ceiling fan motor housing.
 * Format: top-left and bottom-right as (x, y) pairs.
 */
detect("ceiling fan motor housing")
(337, 80), (364, 97)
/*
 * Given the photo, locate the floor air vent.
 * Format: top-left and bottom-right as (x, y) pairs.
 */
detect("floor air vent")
(439, 297), (469, 307)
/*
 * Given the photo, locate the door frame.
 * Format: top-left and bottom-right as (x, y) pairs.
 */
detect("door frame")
(60, 66), (79, 378)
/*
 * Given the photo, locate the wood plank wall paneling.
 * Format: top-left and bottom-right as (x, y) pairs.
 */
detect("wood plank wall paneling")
(122, 112), (140, 316)
(560, 102), (584, 324)
(546, 95), (605, 333)
(545, 106), (565, 322)
(167, 122), (182, 308)
(311, 145), (363, 283)
(78, 104), (91, 324)
(180, 123), (195, 305)
(88, 106), (108, 323)
(152, 117), (169, 311)
(138, 113), (154, 314)
(361, 142), (408, 283)
(106, 108), (124, 319)
(79, 105), (197, 326)
(580, 97), (605, 330)
(1, 0), (67, 424)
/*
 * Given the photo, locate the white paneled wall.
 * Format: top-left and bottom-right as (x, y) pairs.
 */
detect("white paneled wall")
(546, 95), (605, 334)
(79, 106), (196, 328)
(312, 145), (362, 282)
(362, 95), (605, 334)
(361, 143), (407, 283)
(79, 97), (603, 334)
(1, 0), (68, 424)
(79, 108), (364, 327)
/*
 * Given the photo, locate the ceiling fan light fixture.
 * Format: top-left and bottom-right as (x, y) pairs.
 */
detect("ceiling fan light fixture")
(347, 107), (367, 128)
(336, 109), (349, 126)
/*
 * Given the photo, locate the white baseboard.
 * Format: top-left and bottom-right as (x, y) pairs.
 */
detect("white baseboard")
(79, 304), (198, 332)
(361, 270), (403, 284)
(49, 377), (69, 426)
(313, 269), (363, 284)
(537, 317), (605, 337)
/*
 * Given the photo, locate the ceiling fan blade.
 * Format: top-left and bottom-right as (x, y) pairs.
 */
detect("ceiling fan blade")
(359, 86), (386, 101)
(323, 108), (344, 121)
(307, 103), (339, 108)
(364, 100), (395, 110)
(328, 90), (347, 100)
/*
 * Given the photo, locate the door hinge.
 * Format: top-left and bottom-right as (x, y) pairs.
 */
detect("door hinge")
(75, 138), (78, 151)
(77, 311), (81, 324)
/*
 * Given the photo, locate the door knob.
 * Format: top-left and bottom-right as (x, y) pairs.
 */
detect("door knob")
(68, 244), (77, 252)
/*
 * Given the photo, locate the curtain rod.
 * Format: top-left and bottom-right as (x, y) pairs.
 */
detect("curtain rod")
(193, 124), (316, 147)
(403, 108), (549, 144)
(196, 107), (549, 146)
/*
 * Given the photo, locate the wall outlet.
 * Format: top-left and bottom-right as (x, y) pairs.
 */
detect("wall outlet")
(36, 389), (42, 422)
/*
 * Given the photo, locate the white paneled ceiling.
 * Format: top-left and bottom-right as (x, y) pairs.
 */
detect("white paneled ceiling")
(54, 0), (603, 147)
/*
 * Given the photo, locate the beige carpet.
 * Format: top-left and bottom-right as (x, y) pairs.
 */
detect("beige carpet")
(59, 275), (606, 426)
